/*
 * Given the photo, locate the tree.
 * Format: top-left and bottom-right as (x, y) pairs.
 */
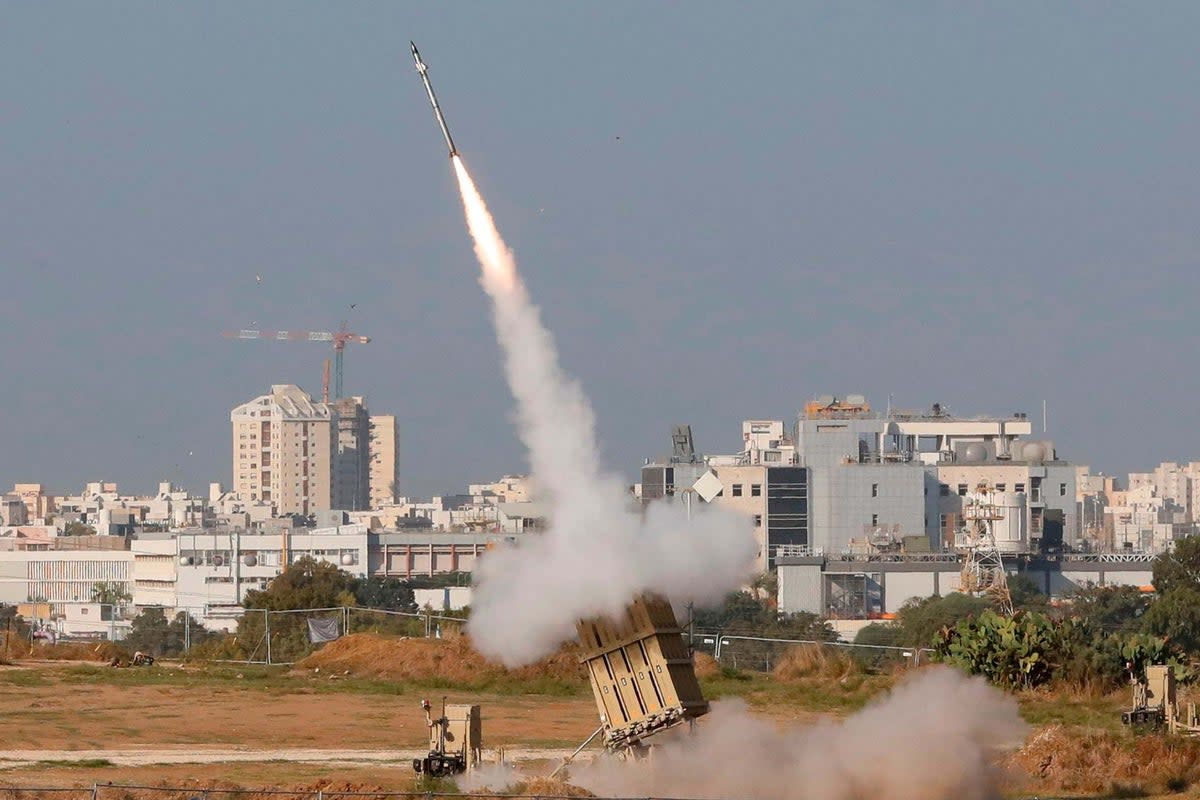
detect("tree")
(1, 605), (30, 660)
(352, 576), (416, 612)
(63, 521), (97, 537)
(242, 556), (356, 611)
(125, 608), (171, 655)
(1063, 585), (1152, 636)
(1152, 536), (1200, 595)
(1007, 575), (1049, 612)
(238, 556), (358, 663)
(1141, 587), (1200, 654)
(90, 581), (131, 608)
(126, 608), (214, 657)
(896, 593), (990, 647)
(693, 591), (775, 631)
(854, 622), (906, 648)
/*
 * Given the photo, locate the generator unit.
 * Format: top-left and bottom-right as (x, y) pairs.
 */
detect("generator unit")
(1122, 664), (1200, 734)
(413, 698), (482, 776)
(576, 593), (709, 752)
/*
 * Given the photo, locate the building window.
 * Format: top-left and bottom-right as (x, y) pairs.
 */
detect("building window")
(751, 484), (762, 497)
(753, 514), (762, 527)
(939, 484), (949, 496)
(957, 484), (968, 496)
(871, 483), (879, 498)
(871, 514), (879, 526)
(995, 483), (1006, 492)
(731, 484), (743, 497)
(1060, 483), (1067, 497)
(1015, 483), (1026, 493)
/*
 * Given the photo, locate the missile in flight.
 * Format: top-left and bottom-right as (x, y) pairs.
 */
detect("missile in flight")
(411, 41), (458, 158)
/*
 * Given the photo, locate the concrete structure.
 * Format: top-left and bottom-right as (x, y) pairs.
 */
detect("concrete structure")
(368, 415), (401, 509)
(937, 454), (1078, 553)
(138, 524), (372, 629)
(468, 475), (533, 504)
(640, 459), (808, 570)
(371, 531), (507, 577)
(0, 550), (134, 611)
(11, 484), (56, 523)
(231, 385), (332, 516)
(777, 552), (1156, 617)
(332, 396), (371, 512)
(0, 495), (27, 526)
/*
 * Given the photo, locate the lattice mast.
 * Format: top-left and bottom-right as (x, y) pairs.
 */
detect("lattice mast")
(959, 481), (1014, 615)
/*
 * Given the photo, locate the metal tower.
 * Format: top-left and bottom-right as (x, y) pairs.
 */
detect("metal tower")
(959, 482), (1014, 615)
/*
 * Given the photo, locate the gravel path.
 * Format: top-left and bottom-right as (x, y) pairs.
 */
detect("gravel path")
(0, 747), (581, 767)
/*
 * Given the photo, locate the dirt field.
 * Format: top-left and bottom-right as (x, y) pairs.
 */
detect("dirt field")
(0, 652), (1174, 798)
(0, 662), (598, 752)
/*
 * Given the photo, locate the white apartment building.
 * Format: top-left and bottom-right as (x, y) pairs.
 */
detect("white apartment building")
(368, 415), (401, 509)
(231, 385), (333, 516)
(135, 525), (371, 630)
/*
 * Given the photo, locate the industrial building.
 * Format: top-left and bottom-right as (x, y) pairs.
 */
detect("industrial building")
(639, 395), (1084, 569)
(641, 425), (808, 570)
(776, 551), (1155, 617)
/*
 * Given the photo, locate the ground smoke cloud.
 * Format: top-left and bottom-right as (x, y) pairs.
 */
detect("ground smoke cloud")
(452, 158), (757, 666)
(573, 667), (1027, 800)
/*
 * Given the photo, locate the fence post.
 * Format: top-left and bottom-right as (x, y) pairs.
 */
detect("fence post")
(265, 608), (272, 665)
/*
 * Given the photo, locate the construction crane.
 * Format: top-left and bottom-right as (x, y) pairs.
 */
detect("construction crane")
(223, 322), (370, 400)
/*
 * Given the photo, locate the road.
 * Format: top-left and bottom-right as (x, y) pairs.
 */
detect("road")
(0, 747), (582, 768)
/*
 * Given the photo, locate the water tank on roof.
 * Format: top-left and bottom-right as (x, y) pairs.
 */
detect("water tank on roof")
(178, 556), (193, 566)
(212, 555), (224, 567)
(243, 554), (257, 567)
(1022, 442), (1047, 463)
(816, 394), (835, 406)
(340, 553), (355, 566)
(962, 443), (988, 463)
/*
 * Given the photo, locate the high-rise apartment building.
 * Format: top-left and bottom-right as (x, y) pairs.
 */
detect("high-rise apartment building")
(331, 397), (371, 512)
(230, 385), (332, 516)
(368, 415), (400, 509)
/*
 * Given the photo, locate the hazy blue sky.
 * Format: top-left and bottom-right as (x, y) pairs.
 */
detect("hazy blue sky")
(2, 3), (1198, 497)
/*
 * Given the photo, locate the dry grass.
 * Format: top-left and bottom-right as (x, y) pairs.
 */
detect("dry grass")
(1009, 723), (1200, 795)
(28, 641), (129, 662)
(296, 632), (586, 685)
(692, 651), (720, 679)
(497, 776), (594, 797)
(772, 644), (863, 683)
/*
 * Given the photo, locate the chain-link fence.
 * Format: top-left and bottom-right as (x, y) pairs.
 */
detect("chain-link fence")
(208, 606), (467, 665)
(685, 630), (932, 672)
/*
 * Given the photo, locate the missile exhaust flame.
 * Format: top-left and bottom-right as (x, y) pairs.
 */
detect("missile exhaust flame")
(417, 44), (756, 666)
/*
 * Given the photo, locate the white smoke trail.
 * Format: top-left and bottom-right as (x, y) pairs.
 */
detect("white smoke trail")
(452, 157), (757, 665)
(573, 667), (1027, 800)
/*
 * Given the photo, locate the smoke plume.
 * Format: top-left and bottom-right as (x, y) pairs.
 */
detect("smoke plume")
(572, 667), (1027, 800)
(451, 157), (757, 665)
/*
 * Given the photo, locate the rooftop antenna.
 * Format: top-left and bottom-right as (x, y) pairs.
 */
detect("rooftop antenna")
(671, 425), (696, 463)
(1043, 399), (1048, 433)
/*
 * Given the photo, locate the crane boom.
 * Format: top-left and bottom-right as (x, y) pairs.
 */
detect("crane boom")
(223, 322), (370, 399)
